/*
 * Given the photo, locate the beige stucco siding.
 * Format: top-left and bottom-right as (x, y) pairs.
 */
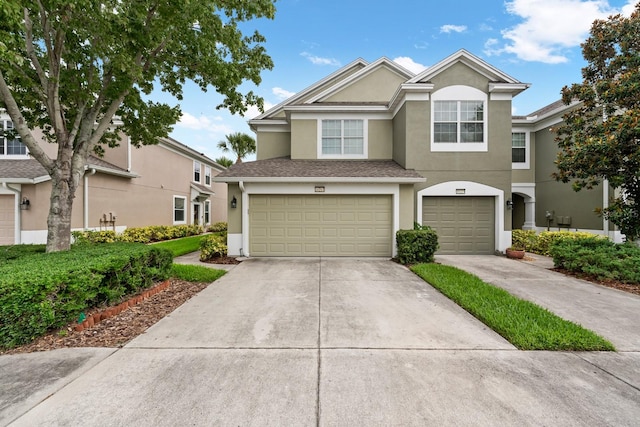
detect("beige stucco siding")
(534, 127), (603, 229)
(399, 184), (415, 230)
(400, 101), (430, 171)
(368, 120), (393, 159)
(325, 67), (407, 103)
(290, 119), (318, 160)
(392, 104), (407, 167)
(256, 132), (291, 160)
(99, 131), (130, 171)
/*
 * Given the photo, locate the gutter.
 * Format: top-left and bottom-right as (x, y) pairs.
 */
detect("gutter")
(84, 168), (96, 229)
(1, 181), (21, 244)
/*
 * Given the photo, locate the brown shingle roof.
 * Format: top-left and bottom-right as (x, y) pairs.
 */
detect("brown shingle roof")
(0, 155), (131, 181)
(215, 157), (425, 183)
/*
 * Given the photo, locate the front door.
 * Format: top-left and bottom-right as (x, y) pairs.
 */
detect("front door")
(193, 203), (200, 225)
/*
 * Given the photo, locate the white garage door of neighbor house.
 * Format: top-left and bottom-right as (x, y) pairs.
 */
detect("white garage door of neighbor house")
(0, 195), (15, 246)
(249, 194), (392, 256)
(422, 196), (495, 255)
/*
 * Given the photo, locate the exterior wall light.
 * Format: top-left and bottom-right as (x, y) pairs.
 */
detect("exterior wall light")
(231, 196), (237, 209)
(506, 199), (514, 210)
(20, 197), (30, 210)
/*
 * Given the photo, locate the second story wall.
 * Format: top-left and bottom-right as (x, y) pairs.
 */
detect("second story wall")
(256, 131), (291, 160)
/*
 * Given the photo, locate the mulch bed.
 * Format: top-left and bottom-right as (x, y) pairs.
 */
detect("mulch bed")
(551, 267), (640, 296)
(0, 279), (210, 355)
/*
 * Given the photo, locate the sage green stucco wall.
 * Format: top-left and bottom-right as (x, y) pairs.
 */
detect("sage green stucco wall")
(399, 184), (415, 230)
(226, 183), (242, 234)
(429, 62), (488, 92)
(256, 132), (291, 160)
(534, 127), (604, 230)
(393, 104), (407, 167)
(326, 67), (407, 103)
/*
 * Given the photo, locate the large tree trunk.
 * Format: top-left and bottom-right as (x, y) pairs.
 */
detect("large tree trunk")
(45, 158), (81, 252)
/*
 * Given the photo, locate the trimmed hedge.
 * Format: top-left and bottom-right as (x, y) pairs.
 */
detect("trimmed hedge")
(0, 243), (172, 349)
(207, 222), (228, 233)
(550, 238), (640, 284)
(511, 229), (605, 256)
(396, 224), (439, 265)
(72, 224), (204, 244)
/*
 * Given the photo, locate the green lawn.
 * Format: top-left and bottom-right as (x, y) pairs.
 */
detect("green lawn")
(152, 234), (207, 257)
(170, 264), (226, 282)
(411, 263), (615, 351)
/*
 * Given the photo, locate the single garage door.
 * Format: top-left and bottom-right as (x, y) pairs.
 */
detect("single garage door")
(249, 194), (392, 256)
(0, 195), (15, 246)
(422, 196), (495, 254)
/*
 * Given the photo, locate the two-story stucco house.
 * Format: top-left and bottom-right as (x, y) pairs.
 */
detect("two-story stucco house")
(0, 117), (228, 245)
(214, 49), (620, 258)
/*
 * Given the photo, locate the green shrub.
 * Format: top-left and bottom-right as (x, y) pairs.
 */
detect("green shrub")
(0, 244), (45, 262)
(0, 243), (172, 349)
(396, 225), (439, 265)
(120, 224), (204, 243)
(511, 229), (537, 251)
(199, 234), (228, 261)
(550, 238), (640, 284)
(208, 222), (228, 233)
(72, 230), (118, 244)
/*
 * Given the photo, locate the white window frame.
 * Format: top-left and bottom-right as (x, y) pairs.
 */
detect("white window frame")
(204, 200), (211, 225)
(173, 196), (187, 224)
(431, 85), (488, 152)
(511, 129), (530, 169)
(204, 166), (211, 186)
(317, 116), (368, 159)
(193, 161), (201, 183)
(1, 119), (28, 158)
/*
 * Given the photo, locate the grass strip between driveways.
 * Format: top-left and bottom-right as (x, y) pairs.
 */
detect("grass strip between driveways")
(170, 264), (226, 282)
(411, 263), (615, 351)
(153, 235), (207, 257)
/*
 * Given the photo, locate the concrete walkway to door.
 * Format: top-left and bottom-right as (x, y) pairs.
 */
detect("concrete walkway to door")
(4, 258), (640, 426)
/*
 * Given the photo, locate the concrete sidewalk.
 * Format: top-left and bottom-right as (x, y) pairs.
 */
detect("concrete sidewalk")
(3, 257), (640, 426)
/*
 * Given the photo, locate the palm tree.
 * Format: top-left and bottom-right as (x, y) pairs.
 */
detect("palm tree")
(217, 132), (256, 163)
(215, 156), (234, 168)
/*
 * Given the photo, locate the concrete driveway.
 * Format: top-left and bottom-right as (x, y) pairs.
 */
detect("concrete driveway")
(3, 258), (640, 426)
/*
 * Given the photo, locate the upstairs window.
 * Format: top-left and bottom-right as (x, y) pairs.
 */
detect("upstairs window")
(319, 119), (367, 158)
(434, 101), (484, 143)
(431, 85), (488, 152)
(1, 120), (27, 156)
(193, 161), (201, 182)
(205, 166), (211, 186)
(511, 130), (530, 169)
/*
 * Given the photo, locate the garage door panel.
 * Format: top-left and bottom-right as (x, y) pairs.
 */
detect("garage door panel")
(250, 194), (391, 256)
(0, 195), (15, 246)
(423, 196), (495, 255)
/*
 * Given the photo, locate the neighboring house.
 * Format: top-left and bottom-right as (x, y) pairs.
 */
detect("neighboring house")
(0, 116), (227, 245)
(214, 49), (619, 258)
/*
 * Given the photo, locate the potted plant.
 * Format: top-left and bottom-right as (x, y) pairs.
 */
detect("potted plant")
(506, 245), (525, 259)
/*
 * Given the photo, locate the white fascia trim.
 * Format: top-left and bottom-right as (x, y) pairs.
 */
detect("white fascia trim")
(240, 182), (402, 257)
(249, 122), (290, 133)
(305, 58), (414, 104)
(216, 177), (425, 184)
(417, 181), (509, 252)
(389, 84), (434, 117)
(489, 83), (530, 94)
(85, 164), (139, 178)
(490, 93), (513, 101)
(158, 138), (222, 171)
(285, 105), (390, 114)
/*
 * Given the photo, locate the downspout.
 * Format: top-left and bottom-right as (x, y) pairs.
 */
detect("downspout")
(2, 181), (21, 244)
(84, 169), (96, 229)
(239, 180), (246, 257)
(603, 179), (610, 239)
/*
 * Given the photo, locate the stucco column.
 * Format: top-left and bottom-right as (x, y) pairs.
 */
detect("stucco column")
(523, 199), (536, 230)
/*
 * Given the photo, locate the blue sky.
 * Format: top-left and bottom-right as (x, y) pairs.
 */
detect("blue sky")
(163, 0), (638, 161)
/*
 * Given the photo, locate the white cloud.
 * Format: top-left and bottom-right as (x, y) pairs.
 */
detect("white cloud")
(301, 51), (341, 66)
(177, 112), (232, 133)
(621, 0), (638, 16)
(494, 0), (621, 64)
(440, 24), (467, 34)
(273, 87), (295, 100)
(392, 57), (428, 74)
(245, 100), (275, 121)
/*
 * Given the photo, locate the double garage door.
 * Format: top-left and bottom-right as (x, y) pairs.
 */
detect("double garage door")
(249, 194), (392, 256)
(0, 195), (15, 246)
(422, 196), (495, 254)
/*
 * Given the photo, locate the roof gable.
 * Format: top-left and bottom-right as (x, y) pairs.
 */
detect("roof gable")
(409, 49), (522, 84)
(251, 58), (369, 121)
(305, 58), (415, 104)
